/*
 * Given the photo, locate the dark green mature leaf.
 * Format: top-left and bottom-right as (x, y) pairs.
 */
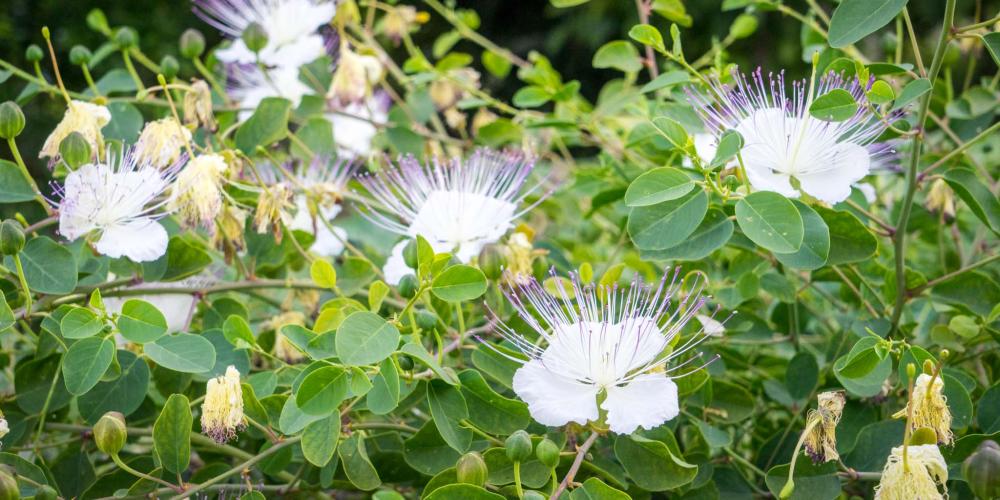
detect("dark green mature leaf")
(154, 394), (192, 474)
(367, 357), (401, 415)
(984, 32), (1000, 66)
(144, 334), (216, 373)
(163, 236), (212, 281)
(834, 338), (892, 398)
(735, 192), (804, 253)
(400, 342), (460, 385)
(62, 337), (115, 395)
(483, 446), (554, 488)
(624, 167), (694, 207)
(828, 0), (908, 48)
(458, 370), (530, 435)
(931, 271), (1000, 317)
(336, 311), (400, 366)
(809, 89), (859, 121)
(628, 189), (708, 250)
(117, 299), (168, 343)
(102, 102), (143, 142)
(405, 421), (462, 475)
(424, 484), (505, 500)
(765, 460), (840, 500)
(614, 434), (697, 491)
(568, 478), (631, 500)
(14, 237), (77, 294)
(235, 97), (292, 153)
(592, 40), (642, 73)
(815, 207), (877, 265)
(16, 355), (72, 413)
(79, 350), (150, 424)
(302, 413), (341, 466)
(0, 290), (13, 331)
(785, 352), (819, 400)
(296, 365), (351, 415)
(338, 434), (381, 490)
(978, 384), (1000, 433)
(60, 306), (104, 339)
(427, 379), (472, 452)
(943, 167), (1000, 232)
(0, 453), (51, 496)
(891, 78), (931, 110)
(278, 396), (323, 435)
(775, 201), (830, 270)
(431, 265), (488, 302)
(0, 160), (37, 202)
(641, 208), (733, 261)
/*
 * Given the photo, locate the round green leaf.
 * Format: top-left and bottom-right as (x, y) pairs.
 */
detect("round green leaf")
(60, 306), (104, 339)
(117, 299), (168, 343)
(153, 394), (192, 474)
(809, 89), (859, 121)
(774, 200), (830, 270)
(815, 206), (877, 265)
(977, 383), (1000, 433)
(592, 40), (642, 73)
(624, 167), (695, 207)
(431, 265), (488, 302)
(78, 350), (150, 424)
(62, 337), (115, 396)
(628, 189), (708, 250)
(302, 413), (341, 467)
(13, 237), (77, 294)
(336, 311), (401, 366)
(296, 365), (350, 416)
(641, 207), (733, 261)
(144, 334), (216, 373)
(735, 192), (804, 253)
(426, 379), (471, 453)
(614, 434), (697, 491)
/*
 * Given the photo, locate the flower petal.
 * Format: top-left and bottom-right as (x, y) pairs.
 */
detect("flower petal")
(796, 143), (871, 204)
(382, 240), (412, 285)
(512, 359), (599, 428)
(95, 218), (168, 262)
(601, 374), (679, 434)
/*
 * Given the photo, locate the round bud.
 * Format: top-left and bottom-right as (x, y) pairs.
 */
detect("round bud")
(477, 244), (505, 280)
(93, 411), (128, 456)
(59, 132), (92, 169)
(922, 359), (935, 375)
(455, 451), (487, 487)
(25, 45), (44, 63)
(397, 274), (419, 299)
(535, 437), (560, 468)
(114, 27), (138, 49)
(0, 467), (17, 500)
(160, 55), (180, 80)
(415, 309), (438, 330)
(86, 8), (110, 34)
(242, 22), (269, 53)
(906, 362), (916, 379)
(963, 440), (1000, 500)
(69, 45), (93, 66)
(0, 102), (26, 140)
(180, 29), (206, 59)
(396, 354), (414, 371)
(402, 240), (419, 269)
(33, 485), (57, 500)
(505, 430), (533, 463)
(0, 220), (26, 256)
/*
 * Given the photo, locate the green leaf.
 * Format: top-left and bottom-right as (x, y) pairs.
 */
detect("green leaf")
(983, 32), (1000, 66)
(569, 478), (631, 500)
(431, 265), (488, 302)
(785, 352), (819, 400)
(400, 342), (460, 385)
(163, 236), (212, 281)
(367, 358), (400, 415)
(144, 334), (217, 373)
(0, 290), (13, 331)
(640, 208), (733, 261)
(296, 365), (350, 415)
(426, 379), (471, 452)
(302, 413), (341, 466)
(866, 80), (895, 104)
(482, 445), (553, 488)
(815, 207), (877, 265)
(765, 460), (840, 500)
(62, 337), (115, 395)
(649, 116), (689, 150)
(310, 259), (338, 289)
(977, 383), (1000, 433)
(153, 394), (192, 474)
(550, 0), (590, 6)
(628, 189), (708, 250)
(834, 338), (892, 398)
(614, 433), (697, 491)
(458, 370), (530, 435)
(592, 40), (643, 73)
(482, 50), (512, 78)
(891, 78), (931, 110)
(404, 422), (462, 475)
(102, 102), (143, 143)
(735, 192), (804, 253)
(828, 0), (908, 48)
(774, 200), (830, 270)
(235, 97), (292, 153)
(14, 237), (77, 294)
(425, 485), (505, 500)
(335, 311), (401, 366)
(512, 86), (551, 108)
(60, 306), (104, 339)
(278, 396), (323, 435)
(624, 167), (694, 207)
(78, 350), (149, 424)
(711, 380), (756, 423)
(338, 434), (381, 490)
(931, 271), (1000, 317)
(711, 129), (744, 168)
(0, 160), (37, 202)
(942, 167), (1000, 232)
(16, 355), (72, 414)
(628, 24), (665, 54)
(223, 315), (257, 349)
(809, 89), (859, 121)
(117, 299), (168, 343)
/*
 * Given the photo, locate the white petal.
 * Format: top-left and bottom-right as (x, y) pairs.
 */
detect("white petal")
(796, 143), (871, 204)
(543, 318), (667, 386)
(693, 133), (719, 164)
(854, 182), (877, 204)
(382, 241), (412, 285)
(408, 190), (517, 259)
(512, 359), (600, 428)
(214, 41), (256, 65)
(264, 34), (327, 69)
(601, 374), (679, 434)
(95, 219), (168, 262)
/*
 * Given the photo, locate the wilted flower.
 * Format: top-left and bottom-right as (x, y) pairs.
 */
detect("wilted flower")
(262, 158), (354, 256)
(488, 269), (718, 435)
(925, 179), (955, 221)
(874, 444), (948, 500)
(690, 69), (899, 204)
(803, 391), (846, 463)
(216, 204), (248, 255)
(500, 231), (537, 285)
(54, 146), (181, 262)
(184, 80), (216, 131)
(135, 118), (192, 168)
(170, 153), (229, 231)
(328, 92), (390, 159)
(253, 182), (293, 240)
(357, 149), (546, 284)
(194, 0), (334, 68)
(201, 365), (245, 443)
(382, 5), (423, 45)
(328, 43), (383, 105)
(893, 373), (953, 445)
(40, 100), (111, 160)
(429, 68), (480, 110)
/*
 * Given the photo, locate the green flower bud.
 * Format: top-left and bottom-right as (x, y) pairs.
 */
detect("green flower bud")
(33, 485), (57, 500)
(403, 239), (419, 269)
(86, 8), (110, 34)
(180, 29), (206, 59)
(505, 430), (533, 463)
(0, 220), (26, 256)
(963, 440), (1000, 500)
(0, 102), (26, 140)
(25, 45), (44, 63)
(242, 22), (269, 54)
(94, 411), (128, 456)
(69, 45), (93, 66)
(114, 27), (139, 49)
(396, 354), (414, 371)
(415, 309), (438, 330)
(455, 451), (487, 487)
(0, 467), (17, 500)
(478, 244), (505, 280)
(535, 437), (560, 468)
(59, 132), (92, 169)
(398, 274), (418, 299)
(160, 55), (180, 80)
